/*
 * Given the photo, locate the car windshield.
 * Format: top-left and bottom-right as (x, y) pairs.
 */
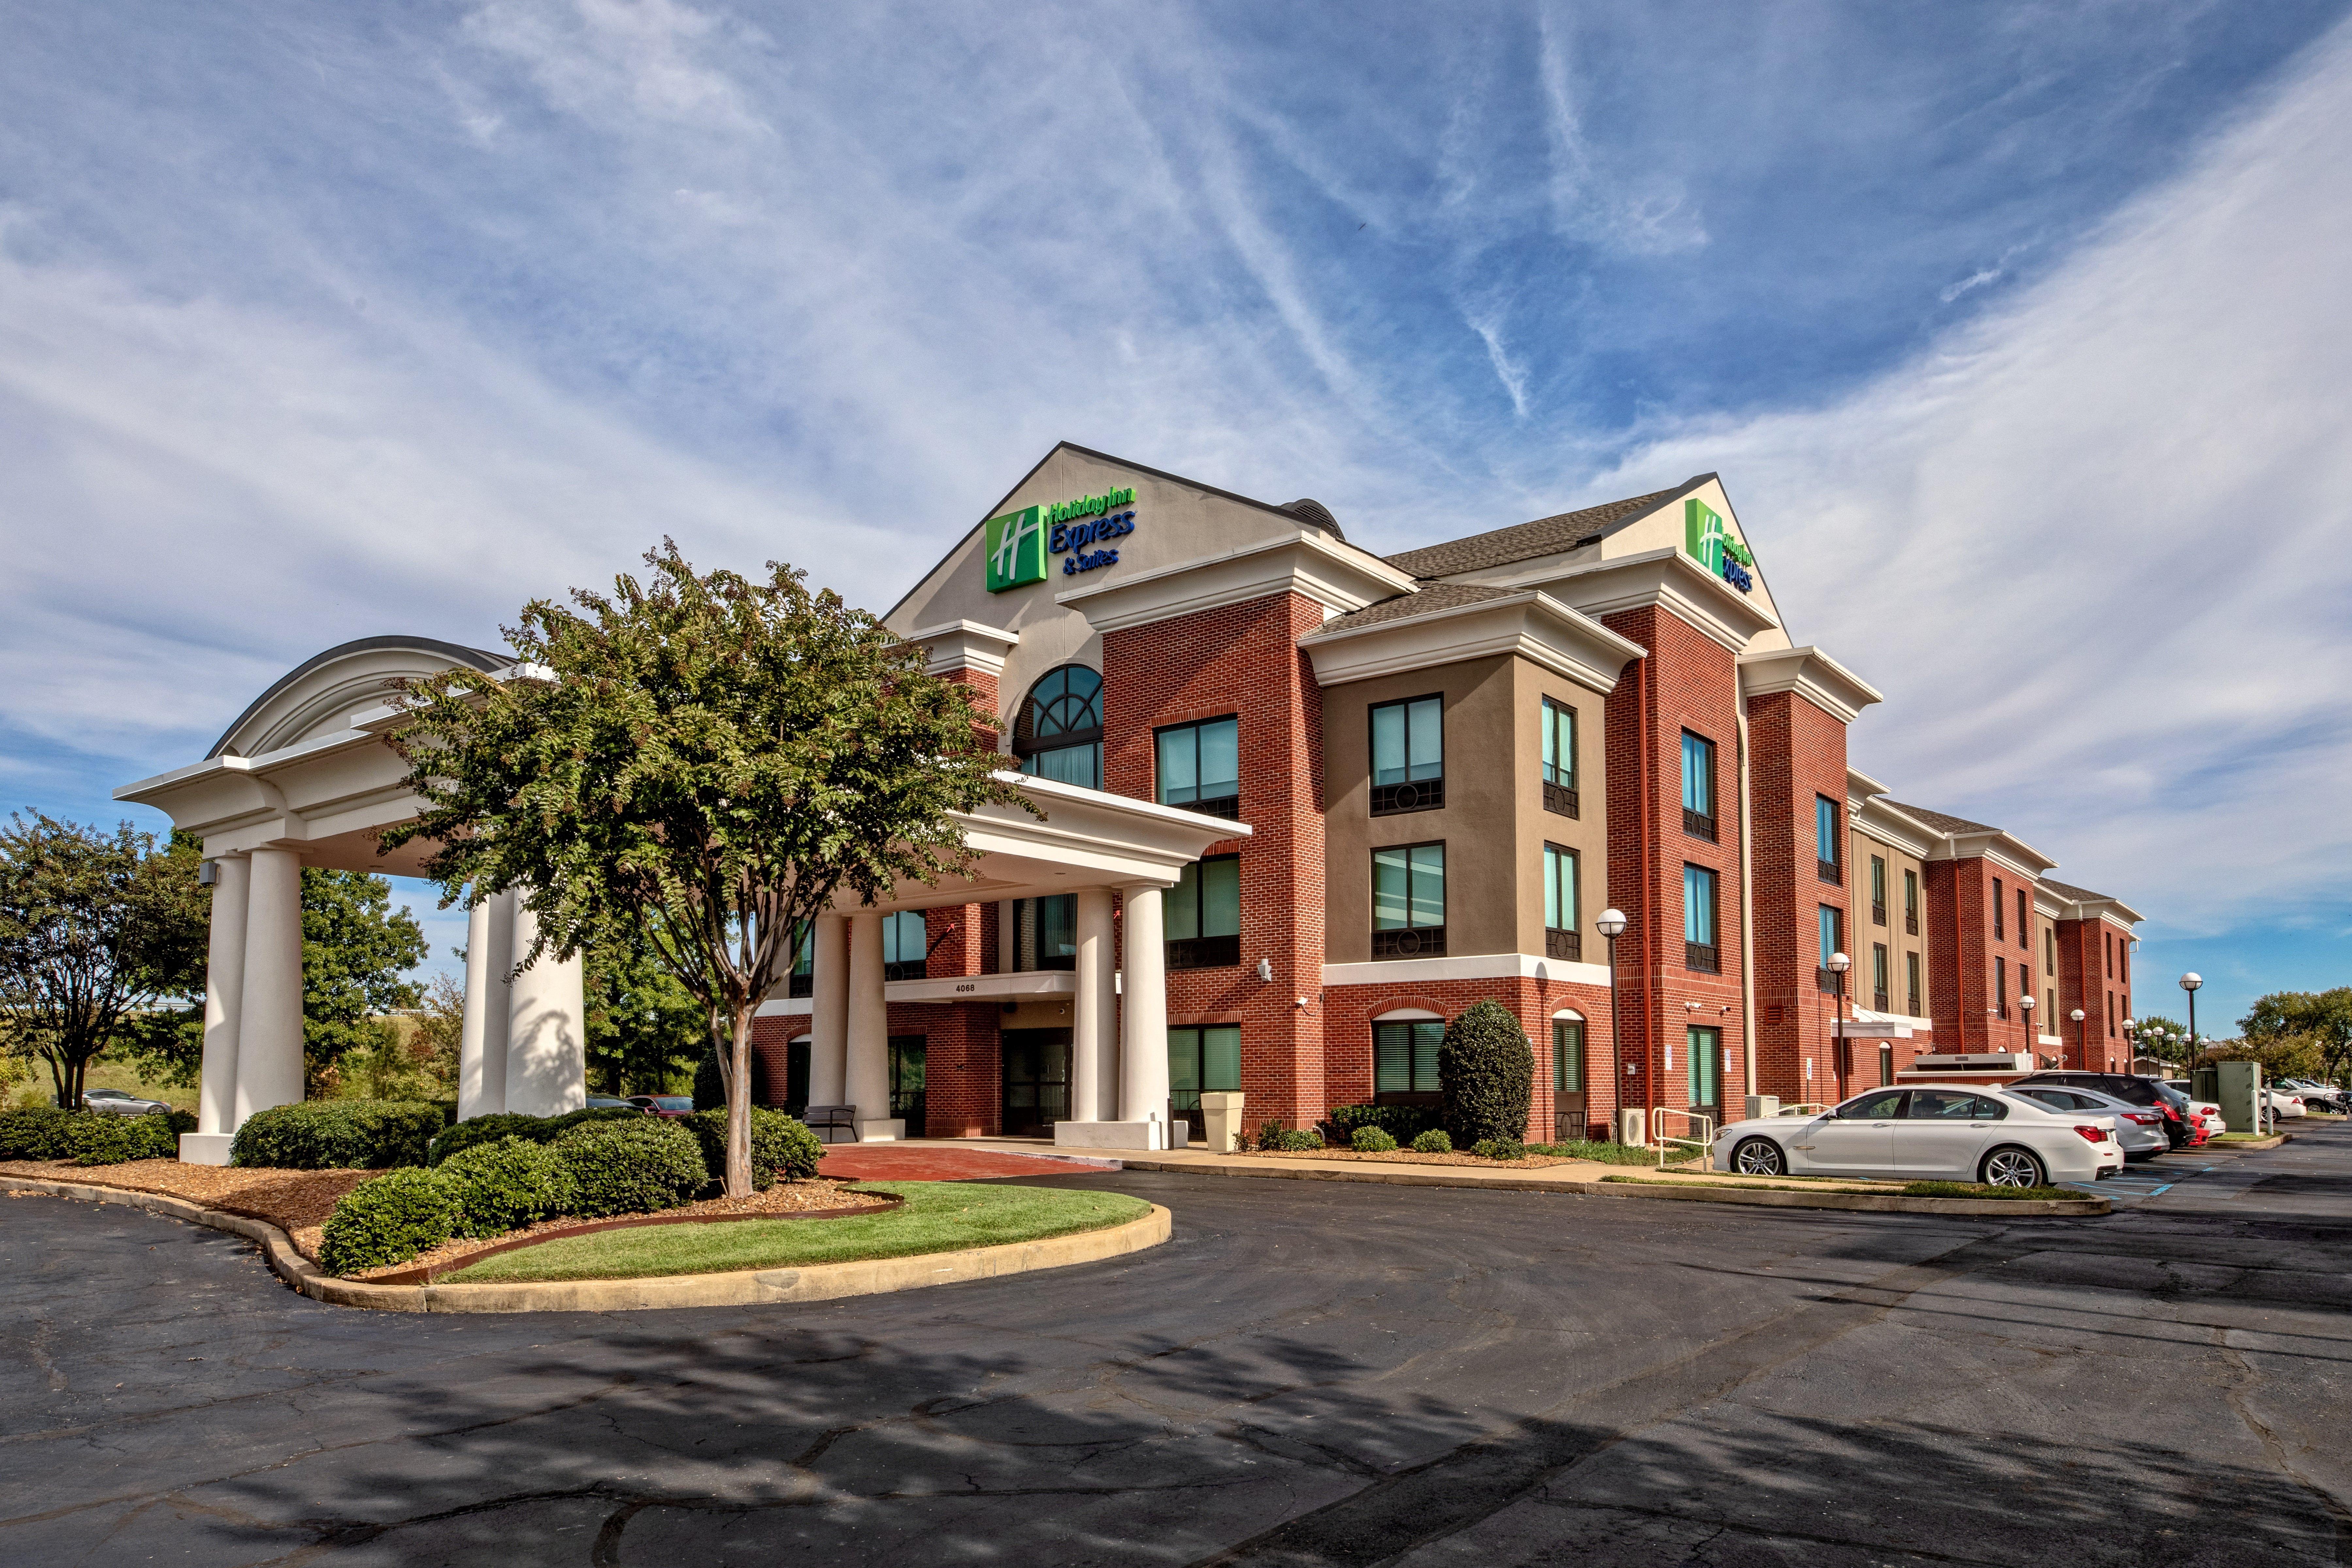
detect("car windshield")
(656, 1097), (693, 1110)
(87, 1089), (128, 1098)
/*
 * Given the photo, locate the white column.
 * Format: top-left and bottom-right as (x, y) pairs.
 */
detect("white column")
(458, 889), (515, 1120)
(1118, 882), (1170, 1129)
(1071, 888), (1116, 1122)
(808, 912), (849, 1105)
(233, 847), (306, 1124)
(845, 909), (894, 1137)
(195, 855), (249, 1136)
(504, 897), (586, 1117)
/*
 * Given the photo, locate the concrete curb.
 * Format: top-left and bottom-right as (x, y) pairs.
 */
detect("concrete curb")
(1113, 1158), (2109, 1217)
(0, 1175), (1173, 1313)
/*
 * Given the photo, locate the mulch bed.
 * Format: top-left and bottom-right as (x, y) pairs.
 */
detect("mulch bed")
(1234, 1148), (1592, 1170)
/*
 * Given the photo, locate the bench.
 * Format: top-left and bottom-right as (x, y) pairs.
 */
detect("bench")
(803, 1104), (858, 1144)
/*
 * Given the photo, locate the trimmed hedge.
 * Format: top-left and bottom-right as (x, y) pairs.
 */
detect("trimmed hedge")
(1411, 1129), (1453, 1154)
(231, 1101), (445, 1170)
(0, 1107), (185, 1165)
(1277, 1128), (1324, 1151)
(1470, 1138), (1527, 1162)
(1439, 1001), (1533, 1149)
(685, 1108), (823, 1192)
(1350, 1126), (1398, 1153)
(1326, 1103), (1440, 1143)
(436, 1137), (579, 1238)
(555, 1118), (709, 1217)
(317, 1168), (460, 1275)
(0, 1106), (79, 1161)
(424, 1105), (643, 1167)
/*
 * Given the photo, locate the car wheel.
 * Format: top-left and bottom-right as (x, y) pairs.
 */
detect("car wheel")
(1979, 1146), (2049, 1188)
(1731, 1136), (1786, 1177)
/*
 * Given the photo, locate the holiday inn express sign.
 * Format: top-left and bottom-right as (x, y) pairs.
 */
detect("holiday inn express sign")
(985, 487), (1138, 591)
(1684, 498), (1755, 593)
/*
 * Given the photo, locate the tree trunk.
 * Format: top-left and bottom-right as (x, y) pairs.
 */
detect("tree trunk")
(725, 1005), (755, 1198)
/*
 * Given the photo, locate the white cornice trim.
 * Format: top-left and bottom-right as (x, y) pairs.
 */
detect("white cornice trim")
(1056, 530), (1418, 634)
(1737, 645), (1884, 725)
(1520, 547), (1781, 654)
(1297, 590), (1646, 694)
(1848, 765), (1890, 801)
(1851, 797), (1937, 859)
(1321, 952), (1614, 988)
(907, 620), (1020, 677)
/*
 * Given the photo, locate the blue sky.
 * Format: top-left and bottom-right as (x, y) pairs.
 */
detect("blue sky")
(4, 1), (2349, 1032)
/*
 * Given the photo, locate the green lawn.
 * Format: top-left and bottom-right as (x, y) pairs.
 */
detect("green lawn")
(1526, 1139), (1698, 1166)
(437, 1181), (1153, 1284)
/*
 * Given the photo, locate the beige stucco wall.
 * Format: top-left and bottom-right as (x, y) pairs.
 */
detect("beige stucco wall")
(1850, 824), (1931, 1014)
(1510, 659), (1611, 958)
(1597, 475), (1791, 654)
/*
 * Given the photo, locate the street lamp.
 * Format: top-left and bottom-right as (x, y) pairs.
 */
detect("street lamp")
(1597, 908), (1628, 1141)
(2120, 1017), (2133, 1073)
(2070, 1007), (2086, 1068)
(2019, 991), (2036, 1059)
(1828, 951), (1852, 1096)
(2180, 973), (2202, 1063)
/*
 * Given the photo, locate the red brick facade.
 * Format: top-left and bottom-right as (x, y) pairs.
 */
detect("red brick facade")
(1746, 690), (1852, 1104)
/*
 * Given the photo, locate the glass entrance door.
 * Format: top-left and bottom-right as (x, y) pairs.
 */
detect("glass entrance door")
(1000, 1029), (1071, 1137)
(889, 1035), (926, 1136)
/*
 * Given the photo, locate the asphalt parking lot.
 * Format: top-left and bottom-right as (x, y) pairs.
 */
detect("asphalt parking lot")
(4, 1125), (2349, 1567)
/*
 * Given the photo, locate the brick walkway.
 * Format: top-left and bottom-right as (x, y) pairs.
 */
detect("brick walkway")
(815, 1145), (1113, 1181)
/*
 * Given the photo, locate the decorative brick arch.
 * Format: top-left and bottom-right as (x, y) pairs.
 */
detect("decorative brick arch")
(1359, 995), (1450, 1025)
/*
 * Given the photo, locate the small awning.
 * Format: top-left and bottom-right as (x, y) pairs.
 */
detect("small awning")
(1834, 1008), (1916, 1040)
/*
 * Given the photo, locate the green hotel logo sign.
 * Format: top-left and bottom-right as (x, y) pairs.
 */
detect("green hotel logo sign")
(983, 485), (1138, 592)
(1683, 498), (1755, 593)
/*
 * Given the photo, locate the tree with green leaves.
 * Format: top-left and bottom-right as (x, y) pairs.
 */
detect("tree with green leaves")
(2241, 989), (2352, 1083)
(301, 868), (429, 1094)
(385, 542), (1017, 1196)
(585, 931), (706, 1096)
(0, 814), (208, 1108)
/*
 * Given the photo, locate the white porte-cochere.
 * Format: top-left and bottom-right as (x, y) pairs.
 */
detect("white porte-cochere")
(120, 637), (1242, 1161)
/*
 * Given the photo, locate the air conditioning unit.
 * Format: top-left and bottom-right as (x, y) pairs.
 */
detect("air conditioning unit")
(1618, 1107), (1646, 1147)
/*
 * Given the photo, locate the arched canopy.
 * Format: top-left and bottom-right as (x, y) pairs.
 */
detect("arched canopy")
(211, 635), (504, 759)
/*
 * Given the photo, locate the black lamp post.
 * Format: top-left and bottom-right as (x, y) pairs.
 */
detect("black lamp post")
(2070, 1007), (2086, 1069)
(2180, 973), (2202, 1065)
(1827, 951), (1852, 1097)
(1597, 908), (1627, 1140)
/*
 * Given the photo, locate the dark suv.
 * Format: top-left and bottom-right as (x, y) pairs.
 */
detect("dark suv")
(2013, 1072), (2196, 1150)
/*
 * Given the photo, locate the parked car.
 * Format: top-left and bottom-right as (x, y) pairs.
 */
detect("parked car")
(80, 1087), (171, 1116)
(2014, 1072), (2197, 1150)
(584, 1096), (637, 1111)
(627, 1095), (696, 1119)
(2012, 1084), (2169, 1162)
(2281, 1079), (2345, 1112)
(2265, 1088), (2309, 1119)
(2160, 1082), (2225, 1136)
(1716, 1085), (2123, 1186)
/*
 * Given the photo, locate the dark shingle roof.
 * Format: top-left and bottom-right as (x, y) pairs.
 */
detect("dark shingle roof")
(2039, 877), (2112, 904)
(1312, 581), (1524, 635)
(1383, 481), (1695, 580)
(1883, 802), (2002, 837)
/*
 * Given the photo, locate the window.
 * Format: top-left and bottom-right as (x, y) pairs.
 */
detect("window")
(1166, 854), (1241, 970)
(1870, 857), (1887, 925)
(1688, 1026), (1721, 1109)
(888, 1036), (926, 1128)
(1541, 698), (1578, 818)
(2044, 927), (2055, 974)
(1372, 842), (1446, 957)
(1370, 696), (1444, 814)
(1992, 878), (2005, 939)
(1168, 1026), (1242, 1117)
(1542, 843), (1580, 960)
(787, 920), (814, 998)
(2119, 944), (2129, 986)
(1553, 1020), (1583, 1093)
(2017, 889), (2028, 948)
(1683, 864), (1719, 972)
(1903, 868), (1919, 935)
(1879, 1042), (1896, 1086)
(1011, 895), (1076, 972)
(1871, 944), (1889, 1011)
(1906, 951), (1922, 1016)
(1995, 957), (2008, 1018)
(1681, 732), (1716, 840)
(1014, 665), (1103, 788)
(882, 910), (929, 982)
(2047, 988), (2057, 1032)
(1838, 1090), (1904, 1119)
(1374, 1019), (1443, 1097)
(2106, 931), (2115, 978)
(2107, 991), (2116, 1037)
(1156, 716), (1240, 820)
(1816, 796), (1841, 883)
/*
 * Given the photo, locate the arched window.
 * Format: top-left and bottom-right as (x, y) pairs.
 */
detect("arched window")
(1014, 664), (1103, 788)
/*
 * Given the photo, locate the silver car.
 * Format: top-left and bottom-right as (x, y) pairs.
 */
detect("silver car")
(81, 1087), (171, 1116)
(2013, 1084), (2167, 1161)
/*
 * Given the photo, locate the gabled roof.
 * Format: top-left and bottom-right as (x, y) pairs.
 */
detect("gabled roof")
(1383, 477), (1704, 580)
(1884, 802), (2001, 837)
(980, 441), (1345, 541)
(2038, 876), (2112, 904)
(1313, 581), (1520, 634)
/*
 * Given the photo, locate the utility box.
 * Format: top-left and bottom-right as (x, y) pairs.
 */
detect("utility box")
(1618, 1107), (1646, 1147)
(2217, 1060), (2265, 1135)
(1745, 1095), (1780, 1122)
(1198, 1091), (1245, 1153)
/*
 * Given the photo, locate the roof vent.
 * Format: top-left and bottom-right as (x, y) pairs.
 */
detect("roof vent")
(1280, 498), (1342, 538)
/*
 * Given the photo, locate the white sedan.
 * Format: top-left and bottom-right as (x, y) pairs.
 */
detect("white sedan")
(1714, 1084), (2123, 1186)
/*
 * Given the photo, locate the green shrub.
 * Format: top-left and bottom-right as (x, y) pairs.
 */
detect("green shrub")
(1254, 1118), (1289, 1151)
(1351, 1126), (1398, 1153)
(166, 1108), (198, 1136)
(425, 1105), (644, 1166)
(685, 1108), (823, 1191)
(0, 1105), (80, 1161)
(318, 1169), (461, 1275)
(1411, 1129), (1453, 1154)
(1277, 1128), (1324, 1151)
(436, 1137), (578, 1238)
(1327, 1103), (1439, 1143)
(231, 1101), (443, 1170)
(555, 1118), (709, 1217)
(66, 1113), (179, 1166)
(1470, 1137), (1527, 1161)
(1439, 1001), (1533, 1149)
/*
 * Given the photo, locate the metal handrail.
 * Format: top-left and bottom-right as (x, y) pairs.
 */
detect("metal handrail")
(1648, 1106), (1717, 1171)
